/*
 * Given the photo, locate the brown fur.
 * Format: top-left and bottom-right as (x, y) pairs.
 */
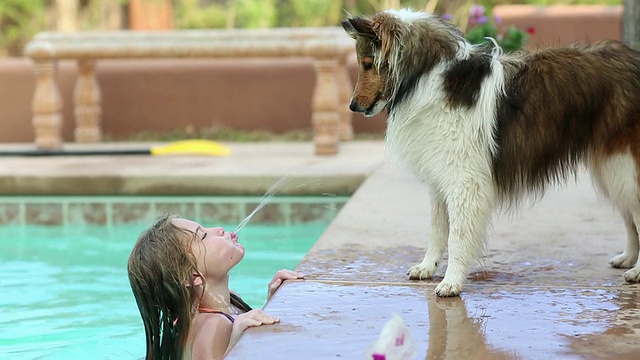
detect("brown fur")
(493, 40), (640, 200)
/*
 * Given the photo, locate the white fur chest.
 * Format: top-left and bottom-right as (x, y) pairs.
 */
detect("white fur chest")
(385, 62), (502, 191)
(386, 90), (461, 188)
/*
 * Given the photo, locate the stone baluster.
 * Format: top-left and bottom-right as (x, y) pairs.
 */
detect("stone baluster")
(74, 59), (102, 142)
(337, 51), (353, 141)
(31, 60), (63, 149)
(311, 58), (340, 155)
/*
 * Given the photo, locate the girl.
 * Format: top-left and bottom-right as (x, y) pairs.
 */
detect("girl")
(128, 214), (303, 359)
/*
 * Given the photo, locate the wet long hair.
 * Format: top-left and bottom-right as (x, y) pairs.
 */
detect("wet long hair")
(127, 214), (252, 360)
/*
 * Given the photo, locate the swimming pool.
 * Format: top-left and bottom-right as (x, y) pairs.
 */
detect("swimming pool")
(0, 196), (344, 360)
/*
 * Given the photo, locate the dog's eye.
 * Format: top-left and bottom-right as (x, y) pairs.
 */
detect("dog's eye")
(363, 62), (373, 71)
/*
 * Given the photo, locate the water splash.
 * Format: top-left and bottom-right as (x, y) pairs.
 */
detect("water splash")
(235, 175), (292, 234)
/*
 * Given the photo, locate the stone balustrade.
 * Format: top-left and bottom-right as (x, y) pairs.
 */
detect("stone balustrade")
(24, 28), (355, 155)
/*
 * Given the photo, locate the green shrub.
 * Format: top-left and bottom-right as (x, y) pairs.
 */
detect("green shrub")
(0, 0), (45, 56)
(175, 0), (228, 29)
(462, 4), (529, 52)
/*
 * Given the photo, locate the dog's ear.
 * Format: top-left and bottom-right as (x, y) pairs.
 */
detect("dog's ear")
(342, 17), (377, 41)
(372, 14), (404, 65)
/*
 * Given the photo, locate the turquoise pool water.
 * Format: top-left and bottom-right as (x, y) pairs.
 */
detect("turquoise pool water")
(0, 221), (328, 360)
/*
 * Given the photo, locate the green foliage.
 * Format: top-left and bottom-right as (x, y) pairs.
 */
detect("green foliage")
(104, 124), (383, 142)
(499, 25), (528, 52)
(0, 0), (46, 56)
(234, 0), (278, 28)
(176, 0), (278, 29)
(0, 0), (622, 55)
(176, 0), (345, 29)
(463, 5), (528, 52)
(286, 0), (343, 27)
(466, 23), (528, 52)
(175, 0), (228, 29)
(465, 23), (498, 44)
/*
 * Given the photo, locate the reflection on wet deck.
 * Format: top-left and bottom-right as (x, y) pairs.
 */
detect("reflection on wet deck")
(230, 282), (639, 359)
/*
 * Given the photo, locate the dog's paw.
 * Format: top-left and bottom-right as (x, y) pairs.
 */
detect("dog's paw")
(623, 267), (640, 283)
(407, 262), (437, 280)
(609, 252), (638, 269)
(435, 280), (462, 297)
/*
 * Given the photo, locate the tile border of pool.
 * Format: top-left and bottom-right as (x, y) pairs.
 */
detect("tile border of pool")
(0, 195), (349, 226)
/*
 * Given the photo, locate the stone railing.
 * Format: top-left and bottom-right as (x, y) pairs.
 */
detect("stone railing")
(24, 28), (355, 155)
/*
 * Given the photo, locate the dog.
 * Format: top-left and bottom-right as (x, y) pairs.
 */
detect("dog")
(342, 8), (640, 297)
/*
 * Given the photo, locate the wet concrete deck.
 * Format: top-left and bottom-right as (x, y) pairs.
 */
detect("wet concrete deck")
(1, 141), (638, 359)
(225, 150), (640, 359)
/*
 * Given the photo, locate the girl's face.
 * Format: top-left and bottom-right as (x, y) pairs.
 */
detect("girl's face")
(173, 218), (244, 279)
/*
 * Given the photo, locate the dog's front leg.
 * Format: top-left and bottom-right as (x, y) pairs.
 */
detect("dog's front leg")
(620, 212), (640, 282)
(609, 211), (639, 269)
(435, 178), (494, 297)
(408, 192), (449, 280)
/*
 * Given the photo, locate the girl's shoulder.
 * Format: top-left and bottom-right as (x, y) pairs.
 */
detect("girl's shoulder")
(190, 314), (233, 359)
(198, 311), (236, 327)
(198, 307), (237, 323)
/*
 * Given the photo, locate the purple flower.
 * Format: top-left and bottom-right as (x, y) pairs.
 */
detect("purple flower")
(470, 5), (485, 18)
(468, 4), (488, 27)
(469, 16), (489, 27)
(494, 15), (503, 26)
(442, 13), (453, 21)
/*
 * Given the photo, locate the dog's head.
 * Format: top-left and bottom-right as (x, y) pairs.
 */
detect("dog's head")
(342, 13), (396, 117)
(342, 9), (464, 116)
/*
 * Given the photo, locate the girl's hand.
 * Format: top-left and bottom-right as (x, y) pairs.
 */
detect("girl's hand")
(268, 269), (304, 299)
(226, 309), (279, 355)
(234, 309), (279, 332)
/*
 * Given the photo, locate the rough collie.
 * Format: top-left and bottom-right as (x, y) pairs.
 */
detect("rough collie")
(342, 9), (640, 297)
